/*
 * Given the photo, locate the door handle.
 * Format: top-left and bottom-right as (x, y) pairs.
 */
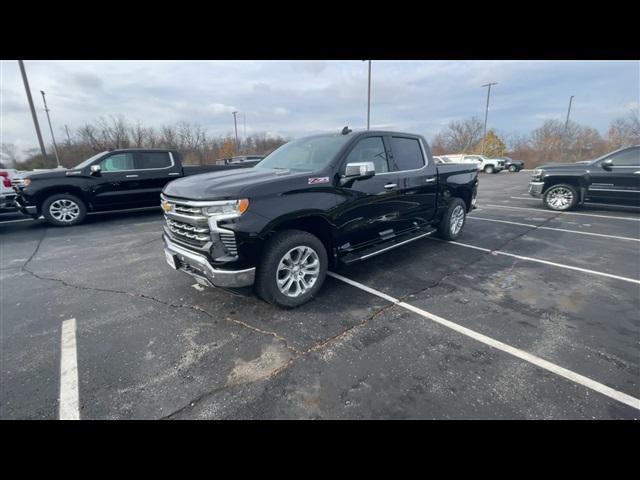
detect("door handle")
(125, 174), (139, 178)
(384, 183), (397, 190)
(425, 177), (436, 183)
(634, 171), (640, 174)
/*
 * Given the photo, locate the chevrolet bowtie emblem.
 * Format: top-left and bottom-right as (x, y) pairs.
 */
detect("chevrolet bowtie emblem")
(161, 201), (173, 213)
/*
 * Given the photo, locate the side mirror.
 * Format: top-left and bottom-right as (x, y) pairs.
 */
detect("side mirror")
(340, 162), (375, 186)
(90, 164), (102, 175)
(601, 158), (614, 170)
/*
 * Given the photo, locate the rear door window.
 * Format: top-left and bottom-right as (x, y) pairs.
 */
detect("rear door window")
(137, 152), (172, 169)
(389, 137), (425, 171)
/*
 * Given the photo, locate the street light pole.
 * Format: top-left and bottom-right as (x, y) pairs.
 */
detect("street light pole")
(562, 95), (575, 154)
(481, 82), (498, 155)
(18, 60), (47, 157)
(40, 90), (61, 168)
(367, 60), (372, 130)
(232, 111), (239, 153)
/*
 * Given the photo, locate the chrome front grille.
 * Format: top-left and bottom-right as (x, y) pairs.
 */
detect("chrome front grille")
(166, 218), (210, 244)
(219, 232), (238, 256)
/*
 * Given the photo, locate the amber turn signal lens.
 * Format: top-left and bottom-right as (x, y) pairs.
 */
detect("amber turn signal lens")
(238, 198), (249, 214)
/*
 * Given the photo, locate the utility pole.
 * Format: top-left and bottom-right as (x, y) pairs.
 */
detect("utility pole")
(367, 60), (372, 130)
(232, 111), (239, 153)
(481, 82), (498, 155)
(64, 124), (72, 145)
(18, 60), (47, 157)
(562, 95), (575, 154)
(40, 90), (61, 168)
(243, 113), (246, 140)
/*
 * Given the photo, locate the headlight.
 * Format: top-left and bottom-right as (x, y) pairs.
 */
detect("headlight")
(203, 199), (249, 217)
(532, 168), (543, 180)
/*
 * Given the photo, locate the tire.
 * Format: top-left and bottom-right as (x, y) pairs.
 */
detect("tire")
(484, 165), (495, 174)
(41, 193), (87, 226)
(436, 197), (467, 241)
(255, 229), (328, 308)
(508, 165), (517, 172)
(543, 184), (578, 211)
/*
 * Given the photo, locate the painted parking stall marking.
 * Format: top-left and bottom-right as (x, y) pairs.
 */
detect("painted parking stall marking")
(467, 216), (640, 242)
(484, 204), (640, 222)
(327, 272), (640, 411)
(59, 318), (80, 420)
(436, 239), (640, 285)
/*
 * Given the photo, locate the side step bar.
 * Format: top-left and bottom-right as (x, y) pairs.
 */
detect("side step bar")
(340, 228), (436, 265)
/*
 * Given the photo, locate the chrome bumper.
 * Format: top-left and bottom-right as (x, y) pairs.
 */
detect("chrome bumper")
(528, 182), (545, 197)
(163, 234), (255, 288)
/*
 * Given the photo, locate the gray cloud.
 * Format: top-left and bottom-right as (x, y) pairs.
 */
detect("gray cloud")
(1, 60), (638, 159)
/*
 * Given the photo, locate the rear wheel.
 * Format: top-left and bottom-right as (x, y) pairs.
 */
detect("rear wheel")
(436, 197), (467, 241)
(255, 229), (328, 308)
(484, 165), (495, 174)
(42, 193), (87, 226)
(508, 165), (517, 172)
(543, 184), (578, 211)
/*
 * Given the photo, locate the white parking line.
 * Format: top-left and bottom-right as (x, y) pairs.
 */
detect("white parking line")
(440, 240), (640, 285)
(509, 196), (640, 210)
(484, 204), (640, 222)
(327, 272), (640, 411)
(60, 318), (80, 420)
(467, 216), (640, 242)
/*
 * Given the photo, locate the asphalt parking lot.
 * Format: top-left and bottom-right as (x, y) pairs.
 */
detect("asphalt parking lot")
(1, 171), (639, 419)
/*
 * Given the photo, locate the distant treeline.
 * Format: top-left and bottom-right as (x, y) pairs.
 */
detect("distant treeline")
(7, 115), (290, 170)
(3, 110), (639, 171)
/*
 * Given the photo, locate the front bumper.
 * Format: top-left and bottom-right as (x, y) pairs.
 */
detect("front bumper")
(14, 196), (38, 216)
(528, 182), (545, 197)
(163, 234), (255, 288)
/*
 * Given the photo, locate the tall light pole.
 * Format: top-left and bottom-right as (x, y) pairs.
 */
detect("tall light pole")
(366, 60), (372, 130)
(40, 90), (61, 168)
(481, 82), (498, 155)
(562, 95), (575, 154)
(18, 60), (47, 157)
(64, 124), (72, 145)
(232, 111), (239, 153)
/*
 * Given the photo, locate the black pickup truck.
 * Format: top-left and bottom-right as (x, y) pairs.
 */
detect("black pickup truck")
(528, 145), (640, 211)
(161, 129), (479, 308)
(13, 149), (254, 226)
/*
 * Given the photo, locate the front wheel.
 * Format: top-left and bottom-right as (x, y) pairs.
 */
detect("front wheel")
(508, 165), (517, 172)
(484, 165), (495, 174)
(543, 184), (578, 211)
(255, 230), (328, 308)
(436, 198), (467, 241)
(41, 193), (87, 226)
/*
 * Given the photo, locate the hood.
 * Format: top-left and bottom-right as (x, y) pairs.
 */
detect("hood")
(162, 167), (309, 200)
(25, 168), (76, 180)
(536, 161), (591, 170)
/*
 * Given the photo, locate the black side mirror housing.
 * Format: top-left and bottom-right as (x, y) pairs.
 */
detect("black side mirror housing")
(601, 158), (614, 170)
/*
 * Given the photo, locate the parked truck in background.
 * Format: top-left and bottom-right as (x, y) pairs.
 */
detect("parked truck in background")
(441, 154), (504, 173)
(161, 129), (479, 308)
(12, 148), (255, 226)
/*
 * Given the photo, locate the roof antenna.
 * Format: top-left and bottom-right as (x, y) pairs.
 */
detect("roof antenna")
(341, 126), (352, 135)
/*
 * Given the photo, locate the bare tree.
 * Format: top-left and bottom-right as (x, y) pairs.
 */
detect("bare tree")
(438, 117), (484, 153)
(0, 143), (19, 167)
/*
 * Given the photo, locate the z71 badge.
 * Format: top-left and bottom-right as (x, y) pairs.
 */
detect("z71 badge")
(308, 177), (329, 185)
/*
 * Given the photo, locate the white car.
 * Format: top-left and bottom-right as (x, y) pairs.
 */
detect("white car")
(441, 154), (505, 173)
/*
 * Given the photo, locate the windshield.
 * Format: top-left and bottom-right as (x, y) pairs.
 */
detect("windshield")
(74, 151), (109, 169)
(256, 135), (351, 171)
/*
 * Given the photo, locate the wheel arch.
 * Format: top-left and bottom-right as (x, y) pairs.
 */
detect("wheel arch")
(37, 186), (89, 212)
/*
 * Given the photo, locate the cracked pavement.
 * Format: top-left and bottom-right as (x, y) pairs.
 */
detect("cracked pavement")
(1, 173), (639, 419)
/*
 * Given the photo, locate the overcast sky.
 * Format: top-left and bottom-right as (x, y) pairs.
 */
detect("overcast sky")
(1, 60), (638, 159)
